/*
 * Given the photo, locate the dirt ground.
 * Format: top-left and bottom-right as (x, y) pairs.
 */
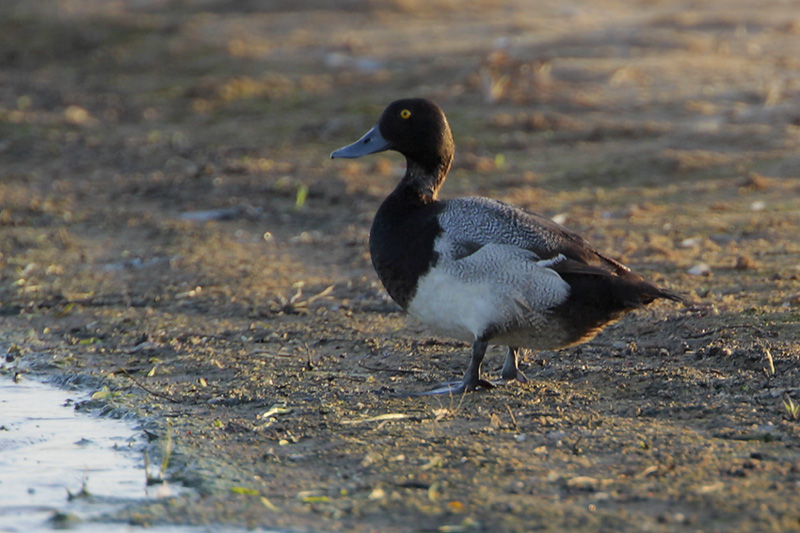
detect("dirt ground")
(1, 0), (800, 531)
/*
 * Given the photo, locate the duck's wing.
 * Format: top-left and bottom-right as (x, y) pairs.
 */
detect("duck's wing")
(439, 197), (630, 274)
(437, 197), (685, 306)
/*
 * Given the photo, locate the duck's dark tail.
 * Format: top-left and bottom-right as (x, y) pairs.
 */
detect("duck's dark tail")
(552, 257), (689, 311)
(650, 286), (689, 306)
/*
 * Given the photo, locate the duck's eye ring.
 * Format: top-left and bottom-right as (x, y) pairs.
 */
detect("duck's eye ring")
(400, 109), (411, 120)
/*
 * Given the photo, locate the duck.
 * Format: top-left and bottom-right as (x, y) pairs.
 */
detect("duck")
(331, 98), (685, 394)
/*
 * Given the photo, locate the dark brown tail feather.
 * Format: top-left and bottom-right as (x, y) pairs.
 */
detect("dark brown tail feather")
(552, 258), (688, 310)
(650, 286), (688, 305)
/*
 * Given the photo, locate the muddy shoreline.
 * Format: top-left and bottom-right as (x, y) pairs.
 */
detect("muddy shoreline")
(2, 1), (800, 531)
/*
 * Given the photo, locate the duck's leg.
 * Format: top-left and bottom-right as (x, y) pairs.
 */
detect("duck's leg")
(461, 339), (494, 391)
(501, 346), (529, 383)
(416, 339), (494, 395)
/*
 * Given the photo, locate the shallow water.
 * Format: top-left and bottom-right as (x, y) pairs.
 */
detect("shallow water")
(0, 374), (245, 532)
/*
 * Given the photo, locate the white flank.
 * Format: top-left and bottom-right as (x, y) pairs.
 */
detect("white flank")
(406, 242), (570, 343)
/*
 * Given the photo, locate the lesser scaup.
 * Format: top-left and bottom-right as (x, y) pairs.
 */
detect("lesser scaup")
(331, 98), (685, 394)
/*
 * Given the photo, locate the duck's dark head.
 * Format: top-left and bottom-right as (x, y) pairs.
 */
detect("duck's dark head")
(331, 99), (455, 200)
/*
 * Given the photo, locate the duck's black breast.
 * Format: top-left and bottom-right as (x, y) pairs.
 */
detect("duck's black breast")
(369, 192), (445, 310)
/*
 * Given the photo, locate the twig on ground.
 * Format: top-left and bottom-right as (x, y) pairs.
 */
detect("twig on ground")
(358, 362), (424, 374)
(118, 369), (182, 403)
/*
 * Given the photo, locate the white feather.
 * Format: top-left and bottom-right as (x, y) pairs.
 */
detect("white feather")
(406, 241), (571, 344)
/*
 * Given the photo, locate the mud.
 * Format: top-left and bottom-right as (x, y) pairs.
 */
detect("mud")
(1, 0), (799, 531)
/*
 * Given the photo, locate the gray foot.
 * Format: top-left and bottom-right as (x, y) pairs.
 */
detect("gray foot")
(502, 346), (529, 383)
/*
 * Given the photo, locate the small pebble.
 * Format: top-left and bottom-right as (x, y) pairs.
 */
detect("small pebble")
(782, 294), (800, 307)
(735, 255), (758, 270)
(740, 172), (770, 190)
(688, 263), (711, 276)
(679, 237), (702, 248)
(546, 430), (567, 442)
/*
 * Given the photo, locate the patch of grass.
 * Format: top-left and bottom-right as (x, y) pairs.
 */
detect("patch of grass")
(783, 396), (799, 421)
(91, 385), (129, 404)
(145, 421), (173, 485)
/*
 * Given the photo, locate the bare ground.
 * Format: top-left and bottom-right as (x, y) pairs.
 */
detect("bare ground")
(1, 1), (800, 531)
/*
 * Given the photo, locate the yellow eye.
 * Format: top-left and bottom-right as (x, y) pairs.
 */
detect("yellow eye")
(400, 109), (411, 119)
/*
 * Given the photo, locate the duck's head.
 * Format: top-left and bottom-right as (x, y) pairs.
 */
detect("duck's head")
(331, 99), (454, 179)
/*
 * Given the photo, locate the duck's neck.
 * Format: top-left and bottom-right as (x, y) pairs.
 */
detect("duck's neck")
(393, 154), (453, 206)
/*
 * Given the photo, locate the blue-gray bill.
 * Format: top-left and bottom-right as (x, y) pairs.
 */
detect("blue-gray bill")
(330, 125), (391, 159)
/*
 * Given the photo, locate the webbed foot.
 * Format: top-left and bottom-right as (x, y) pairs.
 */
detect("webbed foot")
(504, 369), (528, 383)
(501, 347), (529, 383)
(409, 378), (495, 396)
